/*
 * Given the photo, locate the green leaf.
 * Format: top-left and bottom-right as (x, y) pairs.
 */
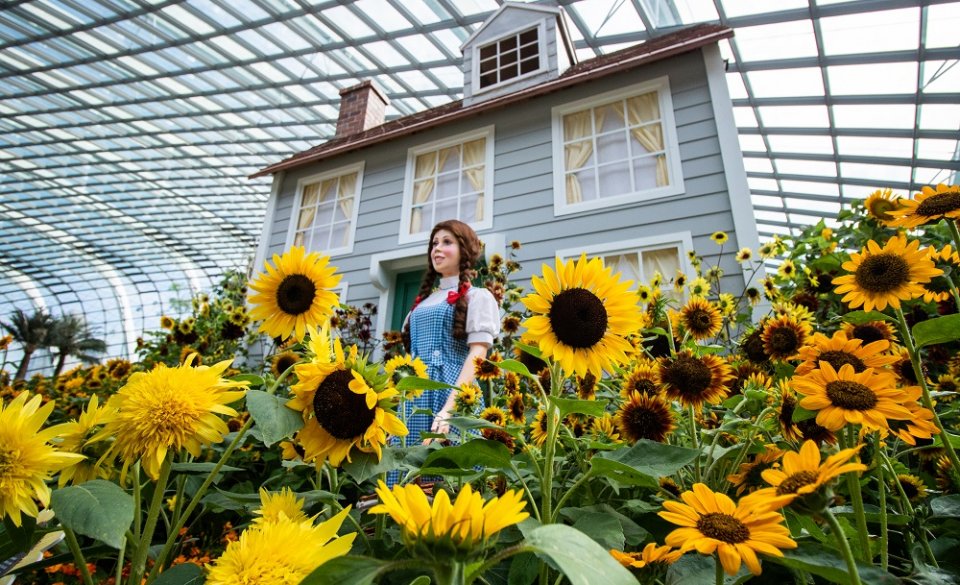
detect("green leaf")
(523, 524), (636, 585)
(231, 373), (264, 387)
(792, 406), (818, 423)
(153, 562), (205, 585)
(203, 487), (337, 512)
(406, 577), (431, 585)
(499, 359), (536, 379)
(645, 327), (668, 336)
(245, 389), (303, 447)
(766, 542), (898, 585)
(571, 512), (624, 551)
(395, 376), (455, 392)
(931, 495), (960, 518)
(513, 342), (542, 359)
(591, 440), (698, 489)
(666, 554), (749, 584)
(445, 416), (500, 431)
(1, 514), (36, 555)
(933, 432), (960, 449)
(299, 555), (391, 585)
(913, 314), (960, 348)
(343, 448), (405, 484)
(50, 480), (134, 549)
(170, 462), (243, 473)
(507, 552), (539, 585)
(547, 396), (607, 418)
(841, 310), (893, 324)
(420, 440), (512, 476)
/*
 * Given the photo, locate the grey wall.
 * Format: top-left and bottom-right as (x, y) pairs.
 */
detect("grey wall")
(264, 46), (747, 334)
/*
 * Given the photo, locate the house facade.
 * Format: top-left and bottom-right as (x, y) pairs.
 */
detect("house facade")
(251, 4), (759, 338)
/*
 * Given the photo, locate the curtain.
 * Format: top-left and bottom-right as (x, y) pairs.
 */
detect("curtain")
(642, 247), (680, 284)
(462, 139), (485, 221)
(625, 93), (668, 187)
(410, 151), (437, 234)
(336, 172), (357, 246)
(563, 110), (593, 204)
(604, 253), (640, 284)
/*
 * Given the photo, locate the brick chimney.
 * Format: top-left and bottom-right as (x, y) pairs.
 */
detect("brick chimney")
(335, 80), (389, 137)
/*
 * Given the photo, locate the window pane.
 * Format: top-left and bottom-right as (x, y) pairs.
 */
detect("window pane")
(596, 131), (628, 163)
(632, 155), (659, 190)
(598, 162), (631, 197)
(641, 247), (680, 282)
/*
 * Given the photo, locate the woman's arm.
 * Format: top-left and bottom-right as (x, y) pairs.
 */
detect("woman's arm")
(429, 342), (489, 437)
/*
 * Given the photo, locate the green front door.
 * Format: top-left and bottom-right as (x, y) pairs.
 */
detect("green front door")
(391, 269), (425, 331)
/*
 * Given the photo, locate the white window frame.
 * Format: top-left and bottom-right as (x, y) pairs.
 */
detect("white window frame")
(399, 126), (495, 245)
(286, 161), (364, 257)
(551, 76), (685, 216)
(472, 21), (548, 95)
(556, 231), (694, 299)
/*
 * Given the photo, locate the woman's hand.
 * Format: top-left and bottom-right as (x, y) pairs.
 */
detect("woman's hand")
(425, 411), (451, 444)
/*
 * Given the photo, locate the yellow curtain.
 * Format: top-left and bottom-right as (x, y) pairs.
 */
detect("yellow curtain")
(337, 172), (357, 246)
(625, 93), (668, 187)
(462, 138), (485, 221)
(642, 247), (680, 284)
(563, 110), (593, 204)
(410, 151), (437, 234)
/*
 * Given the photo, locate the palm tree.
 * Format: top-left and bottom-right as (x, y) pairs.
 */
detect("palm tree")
(48, 314), (107, 378)
(1, 308), (54, 381)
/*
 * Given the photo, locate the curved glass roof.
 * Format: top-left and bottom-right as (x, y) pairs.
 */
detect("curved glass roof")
(1, 0), (958, 367)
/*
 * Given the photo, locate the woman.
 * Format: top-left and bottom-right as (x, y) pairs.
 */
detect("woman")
(400, 219), (500, 443)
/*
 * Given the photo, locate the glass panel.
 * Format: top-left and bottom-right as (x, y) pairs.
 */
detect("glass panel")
(598, 162), (631, 197)
(596, 130), (628, 163)
(573, 169), (596, 200)
(632, 155), (659, 190)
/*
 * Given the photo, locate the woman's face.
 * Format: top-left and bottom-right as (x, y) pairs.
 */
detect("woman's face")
(431, 229), (461, 277)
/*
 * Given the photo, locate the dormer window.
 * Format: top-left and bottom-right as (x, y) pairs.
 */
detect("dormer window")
(476, 24), (544, 91)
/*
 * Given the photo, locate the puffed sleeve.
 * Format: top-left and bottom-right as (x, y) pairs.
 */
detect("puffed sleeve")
(466, 287), (501, 346)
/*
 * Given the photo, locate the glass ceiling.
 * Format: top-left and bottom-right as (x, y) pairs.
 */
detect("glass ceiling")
(1, 0), (958, 368)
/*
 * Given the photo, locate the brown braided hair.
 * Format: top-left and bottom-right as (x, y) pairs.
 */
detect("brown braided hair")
(401, 220), (481, 352)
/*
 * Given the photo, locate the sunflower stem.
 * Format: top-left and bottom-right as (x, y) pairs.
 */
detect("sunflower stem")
(841, 426), (871, 564)
(433, 560), (465, 585)
(714, 552), (724, 585)
(688, 405), (702, 483)
(894, 307), (960, 486)
(947, 217), (960, 255)
(115, 535), (127, 585)
(823, 508), (863, 585)
(552, 470), (594, 521)
(132, 463), (141, 541)
(540, 362), (563, 525)
(508, 460), (541, 522)
(63, 525), (95, 585)
(146, 363), (296, 581)
(129, 455), (172, 585)
(466, 543), (532, 584)
(878, 449), (937, 567)
(875, 458), (888, 572)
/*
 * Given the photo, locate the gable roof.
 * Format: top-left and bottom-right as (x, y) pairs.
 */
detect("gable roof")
(250, 23), (732, 179)
(458, 1), (563, 51)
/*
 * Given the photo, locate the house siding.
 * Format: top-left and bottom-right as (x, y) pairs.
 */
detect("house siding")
(263, 47), (746, 334)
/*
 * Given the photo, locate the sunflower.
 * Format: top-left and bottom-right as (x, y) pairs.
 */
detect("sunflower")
(92, 358), (247, 480)
(677, 297), (722, 341)
(736, 248), (752, 263)
(521, 254), (643, 377)
(673, 271), (688, 293)
(56, 394), (115, 487)
(832, 235), (942, 311)
(369, 480), (529, 561)
(610, 543), (682, 573)
(891, 348), (920, 385)
(503, 372), (521, 394)
(248, 246), (342, 342)
(744, 440), (866, 514)
(271, 351), (300, 378)
(792, 362), (911, 432)
(727, 445), (783, 496)
(797, 419), (838, 446)
(936, 456), (956, 492)
(454, 383), (482, 412)
(758, 242), (776, 259)
(480, 406), (507, 427)
(474, 352), (502, 381)
(576, 372), (598, 400)
(287, 325), (407, 467)
(864, 188), (901, 224)
(658, 483), (796, 576)
(530, 409), (549, 446)
(658, 350), (734, 409)
(726, 360), (766, 396)
(883, 386), (939, 445)
(384, 354), (429, 385)
(777, 260), (796, 279)
(922, 244), (960, 303)
(688, 277), (710, 298)
(711, 231), (729, 245)
(745, 287), (761, 306)
(776, 383), (802, 441)
(841, 320), (898, 346)
(621, 362), (661, 398)
(761, 277), (778, 301)
(616, 392), (675, 444)
(0, 393), (84, 526)
(206, 507), (356, 585)
(506, 392), (525, 425)
(717, 293), (737, 318)
(160, 315), (175, 330)
(706, 266), (724, 281)
(502, 315), (521, 335)
(590, 413), (622, 443)
(794, 331), (897, 376)
(637, 285), (655, 304)
(936, 373), (959, 401)
(253, 487), (308, 525)
(659, 477), (682, 497)
(759, 315), (810, 361)
(886, 183), (960, 228)
(895, 474), (928, 503)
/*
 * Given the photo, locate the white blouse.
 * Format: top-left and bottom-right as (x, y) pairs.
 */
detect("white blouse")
(406, 275), (501, 346)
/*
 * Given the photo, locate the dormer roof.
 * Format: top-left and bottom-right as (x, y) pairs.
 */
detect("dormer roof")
(459, 2), (564, 52)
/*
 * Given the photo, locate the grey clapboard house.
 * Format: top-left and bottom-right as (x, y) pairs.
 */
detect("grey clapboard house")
(250, 2), (760, 339)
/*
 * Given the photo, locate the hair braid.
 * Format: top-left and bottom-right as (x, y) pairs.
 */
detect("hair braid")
(451, 263), (474, 340)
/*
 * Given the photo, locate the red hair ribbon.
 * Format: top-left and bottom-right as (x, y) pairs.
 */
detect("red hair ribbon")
(411, 295), (424, 311)
(446, 282), (471, 305)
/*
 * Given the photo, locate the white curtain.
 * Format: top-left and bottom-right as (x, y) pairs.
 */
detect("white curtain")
(336, 172), (357, 246)
(642, 247), (680, 283)
(410, 148), (453, 234)
(462, 139), (486, 221)
(624, 93), (668, 187)
(563, 110), (593, 204)
(604, 253), (641, 284)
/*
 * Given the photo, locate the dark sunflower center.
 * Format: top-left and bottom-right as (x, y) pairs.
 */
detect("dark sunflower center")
(915, 192), (960, 217)
(662, 355), (713, 395)
(274, 354), (299, 374)
(927, 276), (952, 293)
(312, 369), (375, 439)
(851, 324), (885, 344)
(685, 308), (714, 332)
(622, 400), (671, 441)
(825, 380), (878, 410)
(767, 327), (800, 355)
(899, 477), (920, 500)
(276, 274), (317, 315)
(853, 253), (910, 293)
(819, 350), (866, 373)
(696, 513), (749, 544)
(745, 461), (773, 486)
(509, 396), (524, 420)
(776, 470), (819, 495)
(548, 288), (608, 348)
(628, 378), (659, 396)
